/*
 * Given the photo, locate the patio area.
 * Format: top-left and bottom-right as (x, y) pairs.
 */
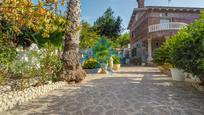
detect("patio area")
(2, 66), (204, 115)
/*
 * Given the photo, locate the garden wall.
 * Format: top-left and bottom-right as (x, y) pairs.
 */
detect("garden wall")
(0, 82), (66, 112)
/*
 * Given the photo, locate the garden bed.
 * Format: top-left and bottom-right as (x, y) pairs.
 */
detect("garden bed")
(0, 81), (66, 112)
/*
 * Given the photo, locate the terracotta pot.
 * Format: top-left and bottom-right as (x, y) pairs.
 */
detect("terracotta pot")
(113, 64), (121, 71)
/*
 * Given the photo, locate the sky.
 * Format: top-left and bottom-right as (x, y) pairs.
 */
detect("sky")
(80, 0), (204, 30)
(33, 0), (204, 31)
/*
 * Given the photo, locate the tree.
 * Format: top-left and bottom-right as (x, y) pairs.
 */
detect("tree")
(1, 0), (86, 83)
(93, 7), (123, 41)
(116, 33), (130, 47)
(80, 21), (99, 50)
(0, 0), (67, 47)
(0, 0), (61, 32)
(0, 0), (67, 84)
(61, 0), (86, 83)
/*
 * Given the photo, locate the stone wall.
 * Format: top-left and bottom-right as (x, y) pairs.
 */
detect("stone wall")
(0, 82), (66, 112)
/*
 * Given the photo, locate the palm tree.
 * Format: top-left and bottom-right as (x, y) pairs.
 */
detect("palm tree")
(61, 0), (86, 83)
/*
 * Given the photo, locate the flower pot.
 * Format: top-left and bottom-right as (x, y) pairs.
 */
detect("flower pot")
(101, 63), (108, 70)
(84, 68), (100, 74)
(170, 68), (185, 81)
(113, 64), (121, 71)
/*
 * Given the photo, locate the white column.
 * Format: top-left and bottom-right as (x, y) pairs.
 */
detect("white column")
(147, 38), (153, 62)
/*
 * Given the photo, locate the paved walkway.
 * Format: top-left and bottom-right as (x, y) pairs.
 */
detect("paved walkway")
(2, 67), (204, 115)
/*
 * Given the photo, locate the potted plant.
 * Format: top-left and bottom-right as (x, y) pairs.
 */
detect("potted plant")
(166, 34), (186, 81)
(112, 56), (121, 70)
(92, 38), (115, 74)
(82, 58), (100, 74)
(153, 35), (185, 81)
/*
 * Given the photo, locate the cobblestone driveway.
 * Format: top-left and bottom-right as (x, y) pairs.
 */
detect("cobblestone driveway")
(2, 67), (204, 115)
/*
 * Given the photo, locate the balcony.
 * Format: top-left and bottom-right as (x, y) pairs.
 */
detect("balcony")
(148, 22), (187, 33)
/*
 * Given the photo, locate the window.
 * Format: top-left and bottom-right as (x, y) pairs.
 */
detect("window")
(160, 13), (168, 17)
(160, 18), (171, 30)
(160, 18), (170, 24)
(132, 31), (136, 38)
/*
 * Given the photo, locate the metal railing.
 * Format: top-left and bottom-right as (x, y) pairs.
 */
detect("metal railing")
(148, 22), (187, 33)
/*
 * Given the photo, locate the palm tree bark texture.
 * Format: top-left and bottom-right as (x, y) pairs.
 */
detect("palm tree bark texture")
(61, 0), (86, 83)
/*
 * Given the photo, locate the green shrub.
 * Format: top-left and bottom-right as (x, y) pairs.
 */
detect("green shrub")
(153, 32), (184, 67)
(172, 13), (204, 82)
(112, 56), (121, 64)
(37, 44), (62, 84)
(83, 58), (100, 69)
(11, 43), (62, 89)
(0, 33), (17, 84)
(153, 45), (171, 65)
(154, 12), (204, 83)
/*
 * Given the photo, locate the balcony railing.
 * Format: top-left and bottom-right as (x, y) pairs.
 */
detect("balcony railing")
(148, 22), (187, 33)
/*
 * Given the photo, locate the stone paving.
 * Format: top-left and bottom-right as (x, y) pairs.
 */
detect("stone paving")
(1, 66), (204, 115)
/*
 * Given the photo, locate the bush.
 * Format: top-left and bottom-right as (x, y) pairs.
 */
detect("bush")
(38, 44), (62, 84)
(83, 58), (100, 69)
(172, 13), (204, 82)
(153, 32), (184, 68)
(112, 56), (121, 64)
(0, 33), (17, 85)
(153, 45), (171, 65)
(10, 44), (62, 90)
(154, 12), (204, 83)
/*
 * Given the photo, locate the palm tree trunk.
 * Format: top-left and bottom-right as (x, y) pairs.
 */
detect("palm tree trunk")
(61, 0), (86, 83)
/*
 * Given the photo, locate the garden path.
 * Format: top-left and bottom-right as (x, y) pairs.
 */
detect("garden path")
(1, 66), (204, 115)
